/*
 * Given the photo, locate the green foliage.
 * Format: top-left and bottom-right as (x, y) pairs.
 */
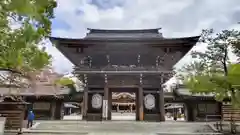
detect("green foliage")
(0, 0), (57, 79)
(55, 77), (75, 86)
(55, 77), (79, 97)
(181, 29), (240, 108)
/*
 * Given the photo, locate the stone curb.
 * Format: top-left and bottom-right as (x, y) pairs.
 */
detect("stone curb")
(155, 132), (223, 135)
(5, 129), (223, 135)
(22, 129), (88, 134)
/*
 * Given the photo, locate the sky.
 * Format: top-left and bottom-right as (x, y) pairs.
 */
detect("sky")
(46, 0), (240, 80)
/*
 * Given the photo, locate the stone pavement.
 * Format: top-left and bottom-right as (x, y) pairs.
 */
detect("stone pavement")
(0, 117), (5, 135)
(63, 113), (137, 121)
(63, 113), (185, 121)
(20, 120), (222, 135)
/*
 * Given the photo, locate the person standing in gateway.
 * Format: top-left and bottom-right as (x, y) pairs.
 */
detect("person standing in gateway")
(27, 110), (35, 128)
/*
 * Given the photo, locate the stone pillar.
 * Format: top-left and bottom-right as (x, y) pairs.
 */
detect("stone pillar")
(82, 86), (88, 120)
(138, 86), (144, 121)
(159, 87), (165, 121)
(103, 85), (109, 120)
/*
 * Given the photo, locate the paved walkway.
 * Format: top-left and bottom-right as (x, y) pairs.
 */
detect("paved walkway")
(21, 120), (221, 135)
(63, 113), (185, 121)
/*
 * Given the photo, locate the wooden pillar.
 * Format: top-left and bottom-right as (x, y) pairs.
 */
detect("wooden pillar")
(219, 102), (222, 120)
(130, 104), (133, 113)
(103, 85), (109, 120)
(185, 103), (194, 121)
(108, 91), (112, 120)
(54, 101), (63, 120)
(159, 86), (165, 121)
(81, 101), (84, 116)
(117, 104), (119, 112)
(50, 101), (56, 120)
(184, 103), (188, 121)
(82, 86), (88, 120)
(138, 86), (144, 121)
(69, 108), (72, 114)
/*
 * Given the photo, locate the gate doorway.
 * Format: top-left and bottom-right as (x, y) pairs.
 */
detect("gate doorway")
(165, 103), (185, 121)
(108, 88), (139, 121)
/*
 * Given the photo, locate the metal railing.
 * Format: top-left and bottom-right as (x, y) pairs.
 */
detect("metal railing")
(205, 115), (223, 131)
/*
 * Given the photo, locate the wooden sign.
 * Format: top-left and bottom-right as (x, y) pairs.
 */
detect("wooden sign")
(33, 102), (50, 110)
(102, 100), (108, 119)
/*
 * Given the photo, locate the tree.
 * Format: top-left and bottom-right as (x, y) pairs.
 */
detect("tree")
(181, 29), (240, 105)
(55, 77), (81, 98)
(0, 0), (57, 89)
(179, 29), (240, 133)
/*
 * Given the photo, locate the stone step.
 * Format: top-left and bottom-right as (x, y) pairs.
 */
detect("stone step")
(4, 132), (223, 135)
(17, 132), (223, 135)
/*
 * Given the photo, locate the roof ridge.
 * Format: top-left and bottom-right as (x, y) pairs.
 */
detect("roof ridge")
(87, 28), (162, 34)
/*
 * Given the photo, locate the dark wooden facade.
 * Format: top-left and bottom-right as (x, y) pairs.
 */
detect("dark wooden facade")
(112, 92), (135, 112)
(25, 96), (63, 120)
(24, 92), (83, 120)
(0, 88), (83, 121)
(51, 28), (200, 121)
(222, 103), (240, 121)
(0, 97), (28, 132)
(170, 85), (222, 121)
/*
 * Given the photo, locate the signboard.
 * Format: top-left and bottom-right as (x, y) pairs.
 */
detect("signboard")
(102, 100), (108, 119)
(33, 102), (51, 110)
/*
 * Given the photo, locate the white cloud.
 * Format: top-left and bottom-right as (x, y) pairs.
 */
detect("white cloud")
(47, 0), (240, 75)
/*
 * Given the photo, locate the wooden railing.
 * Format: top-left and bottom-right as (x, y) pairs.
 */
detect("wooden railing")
(74, 66), (173, 75)
(75, 65), (173, 71)
(222, 104), (240, 121)
(205, 115), (223, 132)
(0, 103), (26, 132)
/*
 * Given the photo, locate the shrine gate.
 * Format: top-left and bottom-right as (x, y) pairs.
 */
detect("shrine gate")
(50, 28), (199, 121)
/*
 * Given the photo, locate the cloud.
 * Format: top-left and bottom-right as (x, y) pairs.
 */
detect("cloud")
(89, 0), (126, 10)
(47, 0), (240, 75)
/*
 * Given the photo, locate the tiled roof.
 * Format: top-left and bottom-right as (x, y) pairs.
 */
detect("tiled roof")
(112, 92), (135, 99)
(174, 87), (214, 97)
(0, 85), (70, 96)
(0, 67), (71, 96)
(85, 28), (163, 39)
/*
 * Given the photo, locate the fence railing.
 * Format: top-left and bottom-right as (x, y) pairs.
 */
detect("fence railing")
(205, 115), (223, 131)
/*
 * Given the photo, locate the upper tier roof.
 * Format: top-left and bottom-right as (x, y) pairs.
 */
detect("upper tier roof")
(49, 28), (200, 48)
(85, 28), (163, 39)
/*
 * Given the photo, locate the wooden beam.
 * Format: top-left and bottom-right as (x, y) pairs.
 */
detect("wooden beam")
(53, 36), (200, 47)
(50, 102), (56, 120)
(74, 70), (173, 74)
(159, 86), (165, 121)
(82, 86), (88, 120)
(87, 84), (161, 88)
(159, 74), (165, 121)
(138, 86), (144, 121)
(103, 85), (109, 120)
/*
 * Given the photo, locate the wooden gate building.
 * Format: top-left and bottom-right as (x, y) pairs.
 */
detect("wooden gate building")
(50, 28), (200, 121)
